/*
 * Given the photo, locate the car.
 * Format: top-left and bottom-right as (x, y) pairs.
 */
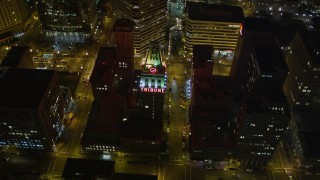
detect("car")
(167, 128), (170, 133)
(206, 166), (213, 170)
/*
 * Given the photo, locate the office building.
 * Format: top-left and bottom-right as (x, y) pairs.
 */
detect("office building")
(34, 0), (98, 43)
(138, 42), (167, 121)
(189, 75), (237, 161)
(185, 2), (244, 55)
(283, 31), (320, 108)
(228, 17), (290, 166)
(111, 0), (167, 57)
(0, 0), (31, 34)
(235, 89), (290, 166)
(188, 45), (238, 162)
(0, 68), (65, 151)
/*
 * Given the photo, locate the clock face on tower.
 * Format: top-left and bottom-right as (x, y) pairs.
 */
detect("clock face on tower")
(149, 67), (157, 74)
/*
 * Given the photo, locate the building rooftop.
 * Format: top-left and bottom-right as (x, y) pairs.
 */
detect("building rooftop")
(0, 68), (55, 108)
(0, 57), (21, 67)
(187, 2), (244, 23)
(113, 19), (134, 32)
(142, 42), (165, 74)
(120, 111), (163, 141)
(0, 46), (30, 68)
(243, 17), (273, 31)
(299, 31), (320, 65)
(6, 46), (30, 57)
(193, 45), (213, 69)
(190, 76), (236, 149)
(90, 47), (116, 85)
(62, 158), (115, 179)
(254, 45), (288, 73)
(82, 96), (125, 145)
(191, 115), (236, 149)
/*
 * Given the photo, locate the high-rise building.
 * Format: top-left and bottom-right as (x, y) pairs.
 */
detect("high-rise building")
(0, 0), (31, 34)
(230, 17), (290, 166)
(34, 0), (98, 43)
(0, 68), (65, 152)
(189, 45), (237, 161)
(111, 0), (167, 57)
(138, 42), (167, 121)
(234, 45), (290, 165)
(185, 2), (244, 55)
(85, 42), (165, 157)
(112, 19), (134, 81)
(283, 31), (320, 108)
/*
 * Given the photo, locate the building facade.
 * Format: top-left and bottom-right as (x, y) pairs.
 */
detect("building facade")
(283, 31), (320, 108)
(236, 95), (290, 166)
(34, 0), (98, 43)
(288, 108), (320, 169)
(112, 19), (134, 81)
(111, 0), (167, 57)
(0, 68), (65, 152)
(185, 2), (244, 55)
(0, 0), (31, 34)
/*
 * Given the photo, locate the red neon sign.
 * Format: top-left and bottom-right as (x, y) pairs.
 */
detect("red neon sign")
(149, 67), (157, 73)
(239, 23), (243, 37)
(140, 87), (165, 93)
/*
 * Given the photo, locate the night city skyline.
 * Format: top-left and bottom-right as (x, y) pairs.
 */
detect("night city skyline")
(1, 0), (320, 180)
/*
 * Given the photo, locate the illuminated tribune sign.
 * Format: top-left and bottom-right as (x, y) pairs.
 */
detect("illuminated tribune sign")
(140, 87), (165, 93)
